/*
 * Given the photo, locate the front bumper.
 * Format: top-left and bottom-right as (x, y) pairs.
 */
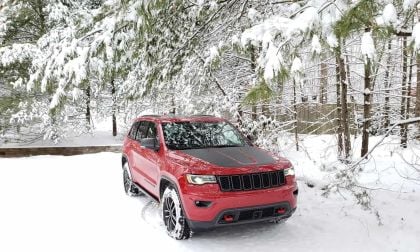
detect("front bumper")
(187, 202), (296, 231)
(179, 177), (298, 227)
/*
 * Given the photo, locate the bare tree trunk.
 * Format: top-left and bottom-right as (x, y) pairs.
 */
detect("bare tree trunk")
(339, 55), (351, 159)
(111, 78), (117, 137)
(319, 61), (328, 104)
(345, 50), (357, 139)
(384, 40), (392, 129)
(262, 103), (270, 117)
(400, 37), (408, 148)
(171, 96), (176, 114)
(404, 52), (414, 141)
(293, 79), (299, 151)
(251, 105), (257, 120)
(250, 45), (258, 121)
(237, 104), (243, 126)
(335, 55), (343, 157)
(416, 54), (420, 138)
(361, 57), (372, 158)
(85, 86), (91, 128)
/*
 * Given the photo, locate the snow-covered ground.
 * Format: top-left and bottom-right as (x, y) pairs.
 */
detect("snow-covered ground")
(0, 130), (123, 148)
(0, 120), (124, 148)
(1, 136), (419, 252)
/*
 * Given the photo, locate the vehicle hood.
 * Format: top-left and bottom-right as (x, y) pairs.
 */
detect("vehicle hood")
(179, 146), (277, 168)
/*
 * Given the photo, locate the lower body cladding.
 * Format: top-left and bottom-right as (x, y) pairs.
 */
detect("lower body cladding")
(181, 183), (298, 231)
(187, 202), (296, 231)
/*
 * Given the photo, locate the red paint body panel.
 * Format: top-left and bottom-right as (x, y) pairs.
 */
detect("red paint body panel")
(122, 115), (298, 224)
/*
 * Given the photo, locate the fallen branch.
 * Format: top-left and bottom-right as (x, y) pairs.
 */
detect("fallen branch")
(350, 117), (420, 171)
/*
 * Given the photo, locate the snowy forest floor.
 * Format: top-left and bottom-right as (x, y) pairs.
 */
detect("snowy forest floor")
(1, 135), (419, 252)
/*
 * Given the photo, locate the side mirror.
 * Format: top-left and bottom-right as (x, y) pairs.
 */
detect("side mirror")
(140, 138), (159, 151)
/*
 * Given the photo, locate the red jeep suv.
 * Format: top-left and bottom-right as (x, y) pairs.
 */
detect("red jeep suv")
(122, 115), (298, 239)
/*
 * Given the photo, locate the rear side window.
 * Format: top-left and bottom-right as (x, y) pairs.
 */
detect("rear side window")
(128, 122), (140, 139)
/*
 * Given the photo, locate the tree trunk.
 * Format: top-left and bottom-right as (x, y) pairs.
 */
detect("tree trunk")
(416, 54), (420, 138)
(319, 61), (328, 104)
(262, 101), (270, 118)
(85, 86), (91, 128)
(400, 37), (408, 148)
(250, 45), (258, 121)
(237, 104), (243, 126)
(383, 40), (392, 129)
(171, 96), (176, 114)
(404, 52), (414, 142)
(361, 58), (372, 158)
(251, 105), (257, 121)
(36, 0), (46, 35)
(111, 78), (117, 137)
(293, 79), (299, 151)
(339, 55), (351, 159)
(335, 55), (343, 157)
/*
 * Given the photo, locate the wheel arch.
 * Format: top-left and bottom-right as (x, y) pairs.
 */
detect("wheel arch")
(121, 154), (128, 168)
(159, 176), (180, 201)
(121, 154), (133, 180)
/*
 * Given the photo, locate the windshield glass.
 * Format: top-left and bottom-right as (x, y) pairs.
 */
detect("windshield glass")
(162, 121), (247, 150)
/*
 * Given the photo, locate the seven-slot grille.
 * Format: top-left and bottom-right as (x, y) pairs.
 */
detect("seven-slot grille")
(217, 170), (286, 192)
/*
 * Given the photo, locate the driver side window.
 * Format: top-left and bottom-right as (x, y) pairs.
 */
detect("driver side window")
(135, 121), (148, 141)
(146, 123), (157, 139)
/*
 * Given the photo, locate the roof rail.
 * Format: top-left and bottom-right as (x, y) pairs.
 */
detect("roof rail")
(192, 114), (214, 117)
(141, 114), (161, 117)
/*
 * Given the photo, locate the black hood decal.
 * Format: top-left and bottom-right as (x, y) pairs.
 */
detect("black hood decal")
(180, 146), (276, 167)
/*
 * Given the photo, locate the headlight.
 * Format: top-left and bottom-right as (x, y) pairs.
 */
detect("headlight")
(284, 166), (295, 176)
(186, 174), (217, 185)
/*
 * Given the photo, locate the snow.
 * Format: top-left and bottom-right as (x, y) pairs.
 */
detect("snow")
(247, 8), (258, 22)
(311, 35), (322, 54)
(361, 32), (375, 60)
(241, 6), (319, 47)
(412, 22), (420, 50)
(1, 135), (419, 252)
(403, 0), (418, 11)
(326, 33), (338, 48)
(0, 43), (39, 67)
(291, 57), (303, 74)
(263, 43), (283, 81)
(231, 35), (240, 45)
(289, 7), (319, 35)
(382, 4), (397, 26)
(0, 127), (123, 148)
(205, 46), (220, 65)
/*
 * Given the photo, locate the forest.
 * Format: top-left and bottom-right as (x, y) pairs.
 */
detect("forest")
(1, 0), (420, 205)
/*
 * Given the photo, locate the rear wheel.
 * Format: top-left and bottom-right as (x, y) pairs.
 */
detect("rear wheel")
(162, 186), (192, 240)
(122, 162), (143, 196)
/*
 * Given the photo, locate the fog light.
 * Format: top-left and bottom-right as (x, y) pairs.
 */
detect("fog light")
(194, 200), (212, 208)
(223, 214), (234, 222)
(276, 208), (286, 214)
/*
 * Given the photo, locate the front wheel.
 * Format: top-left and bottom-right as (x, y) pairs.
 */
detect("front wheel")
(162, 186), (192, 240)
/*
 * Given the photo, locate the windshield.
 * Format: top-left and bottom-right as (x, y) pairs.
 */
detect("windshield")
(162, 121), (247, 150)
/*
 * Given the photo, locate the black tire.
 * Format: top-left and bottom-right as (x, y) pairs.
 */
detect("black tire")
(162, 186), (192, 240)
(122, 162), (143, 196)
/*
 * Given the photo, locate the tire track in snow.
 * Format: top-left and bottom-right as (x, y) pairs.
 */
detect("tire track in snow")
(139, 199), (164, 230)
